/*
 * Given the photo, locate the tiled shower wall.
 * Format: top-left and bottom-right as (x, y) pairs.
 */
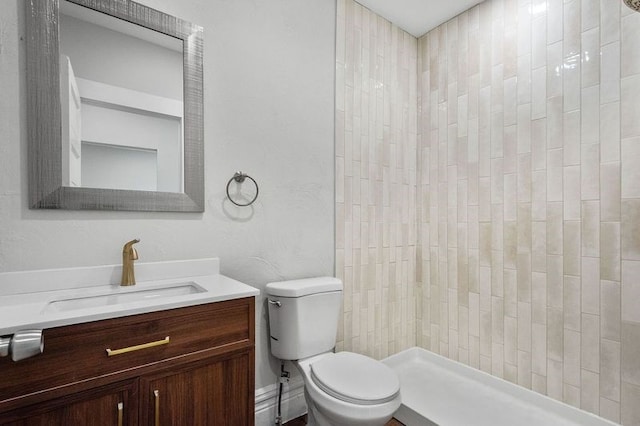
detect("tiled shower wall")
(335, 0), (418, 358)
(417, 0), (640, 423)
(337, 0), (640, 423)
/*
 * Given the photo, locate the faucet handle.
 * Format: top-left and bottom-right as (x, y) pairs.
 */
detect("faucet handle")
(123, 238), (140, 253)
(131, 247), (139, 260)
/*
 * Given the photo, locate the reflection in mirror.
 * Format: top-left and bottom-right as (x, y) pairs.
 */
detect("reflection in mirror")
(59, 0), (184, 193)
(26, 0), (204, 211)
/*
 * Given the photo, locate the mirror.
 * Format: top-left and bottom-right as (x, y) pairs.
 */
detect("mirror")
(26, 0), (204, 212)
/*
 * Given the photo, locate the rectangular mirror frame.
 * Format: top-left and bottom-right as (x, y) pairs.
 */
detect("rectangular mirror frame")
(26, 0), (204, 212)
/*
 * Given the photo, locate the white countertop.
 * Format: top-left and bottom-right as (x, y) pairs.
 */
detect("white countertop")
(0, 259), (259, 336)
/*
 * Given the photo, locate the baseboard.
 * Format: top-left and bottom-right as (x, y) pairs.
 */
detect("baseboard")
(255, 376), (307, 426)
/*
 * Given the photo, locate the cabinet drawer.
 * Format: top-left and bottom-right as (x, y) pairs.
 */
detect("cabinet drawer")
(0, 297), (253, 405)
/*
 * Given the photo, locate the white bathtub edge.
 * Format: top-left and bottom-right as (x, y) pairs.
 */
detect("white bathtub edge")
(383, 347), (618, 426)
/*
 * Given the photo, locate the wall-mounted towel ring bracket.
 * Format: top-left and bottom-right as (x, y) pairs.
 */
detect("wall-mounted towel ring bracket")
(226, 172), (259, 207)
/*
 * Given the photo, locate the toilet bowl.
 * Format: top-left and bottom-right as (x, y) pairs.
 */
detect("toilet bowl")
(265, 277), (402, 426)
(295, 352), (401, 426)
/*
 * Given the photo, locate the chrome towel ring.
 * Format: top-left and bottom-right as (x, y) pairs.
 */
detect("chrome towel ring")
(226, 171), (259, 207)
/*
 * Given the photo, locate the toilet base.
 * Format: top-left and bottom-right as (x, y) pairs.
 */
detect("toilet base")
(303, 388), (393, 426)
(296, 355), (398, 426)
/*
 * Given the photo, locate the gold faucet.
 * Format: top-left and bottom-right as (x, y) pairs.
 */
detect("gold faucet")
(121, 239), (140, 286)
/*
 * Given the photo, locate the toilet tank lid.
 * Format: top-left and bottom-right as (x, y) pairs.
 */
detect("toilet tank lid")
(266, 277), (343, 297)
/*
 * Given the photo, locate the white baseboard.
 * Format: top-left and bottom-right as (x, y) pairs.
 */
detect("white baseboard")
(255, 376), (307, 426)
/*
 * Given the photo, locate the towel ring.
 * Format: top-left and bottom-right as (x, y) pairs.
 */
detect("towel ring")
(226, 172), (259, 207)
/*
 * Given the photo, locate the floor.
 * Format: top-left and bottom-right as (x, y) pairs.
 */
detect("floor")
(283, 415), (404, 426)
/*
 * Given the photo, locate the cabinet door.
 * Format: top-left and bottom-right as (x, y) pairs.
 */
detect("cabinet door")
(1, 380), (137, 426)
(142, 351), (253, 426)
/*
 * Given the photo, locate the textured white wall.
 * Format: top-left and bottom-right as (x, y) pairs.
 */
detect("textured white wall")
(0, 0), (336, 390)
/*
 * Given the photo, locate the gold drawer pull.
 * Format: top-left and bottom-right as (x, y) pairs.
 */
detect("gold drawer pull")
(154, 390), (160, 426)
(106, 336), (170, 357)
(117, 402), (123, 426)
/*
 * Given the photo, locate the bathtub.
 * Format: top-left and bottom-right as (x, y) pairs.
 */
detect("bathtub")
(383, 348), (617, 426)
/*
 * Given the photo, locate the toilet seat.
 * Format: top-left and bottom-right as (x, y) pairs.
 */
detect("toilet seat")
(310, 352), (400, 405)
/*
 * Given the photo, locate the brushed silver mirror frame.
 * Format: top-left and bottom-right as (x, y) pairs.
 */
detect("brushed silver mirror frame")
(26, 0), (204, 212)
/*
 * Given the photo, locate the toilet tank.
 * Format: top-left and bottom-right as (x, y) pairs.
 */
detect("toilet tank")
(266, 277), (343, 360)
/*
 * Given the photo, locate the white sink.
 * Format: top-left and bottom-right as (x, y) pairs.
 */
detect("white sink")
(44, 282), (206, 313)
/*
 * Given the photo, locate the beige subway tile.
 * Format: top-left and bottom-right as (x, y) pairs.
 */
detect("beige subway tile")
(600, 103), (621, 164)
(532, 119), (547, 171)
(582, 86), (600, 146)
(582, 313), (601, 373)
(518, 302), (532, 352)
(547, 255), (564, 309)
(621, 75), (640, 139)
(581, 369), (600, 415)
(532, 373), (547, 395)
(532, 170), (547, 221)
(503, 269), (518, 318)
(532, 323), (547, 375)
(564, 166), (581, 220)
(563, 110), (581, 166)
(480, 309), (492, 357)
(547, 202), (564, 255)
(518, 350), (532, 389)
(622, 321), (640, 386)
(532, 271), (547, 324)
(599, 397), (620, 424)
(548, 307), (564, 362)
(600, 42), (621, 105)
(505, 174), (517, 221)
(582, 257), (600, 315)
(532, 221), (547, 272)
(563, 0), (581, 98)
(547, 358), (564, 400)
(581, 27), (600, 88)
(622, 137), (640, 198)
(621, 12), (640, 77)
(504, 315), (517, 365)
(600, 0), (620, 45)
(622, 381), (640, 424)
(469, 249), (480, 293)
(518, 253), (532, 303)
(517, 103), (531, 153)
(564, 383), (581, 409)
(600, 161), (620, 222)
(564, 276), (582, 332)
(601, 280), (621, 341)
(582, 201), (600, 257)
(532, 67), (547, 119)
(547, 96), (564, 149)
(564, 329), (581, 387)
(601, 338), (621, 402)
(601, 222), (621, 282)
(504, 362), (517, 385)
(547, 41), (563, 98)
(582, 144), (600, 201)
(622, 199), (640, 260)
(564, 222), (581, 276)
(504, 221), (517, 269)
(479, 222), (492, 266)
(532, 12), (547, 68)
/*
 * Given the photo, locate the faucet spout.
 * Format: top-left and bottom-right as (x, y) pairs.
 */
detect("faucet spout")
(121, 238), (140, 286)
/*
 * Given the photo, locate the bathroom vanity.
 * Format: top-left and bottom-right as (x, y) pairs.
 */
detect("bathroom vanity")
(0, 259), (258, 425)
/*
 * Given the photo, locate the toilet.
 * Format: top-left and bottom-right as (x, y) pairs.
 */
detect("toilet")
(266, 277), (401, 426)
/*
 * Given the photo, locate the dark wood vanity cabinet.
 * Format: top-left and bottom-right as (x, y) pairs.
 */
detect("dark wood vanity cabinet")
(0, 297), (255, 426)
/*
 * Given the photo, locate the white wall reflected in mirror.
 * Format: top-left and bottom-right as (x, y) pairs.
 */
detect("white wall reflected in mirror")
(58, 0), (184, 193)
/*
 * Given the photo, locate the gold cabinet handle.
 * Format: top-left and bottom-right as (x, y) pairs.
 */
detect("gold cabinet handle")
(154, 390), (160, 426)
(117, 402), (123, 426)
(106, 336), (170, 357)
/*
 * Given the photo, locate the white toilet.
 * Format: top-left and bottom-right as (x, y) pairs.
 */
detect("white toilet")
(266, 277), (401, 426)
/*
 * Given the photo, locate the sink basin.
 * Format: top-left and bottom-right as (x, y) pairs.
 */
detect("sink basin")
(45, 282), (206, 313)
